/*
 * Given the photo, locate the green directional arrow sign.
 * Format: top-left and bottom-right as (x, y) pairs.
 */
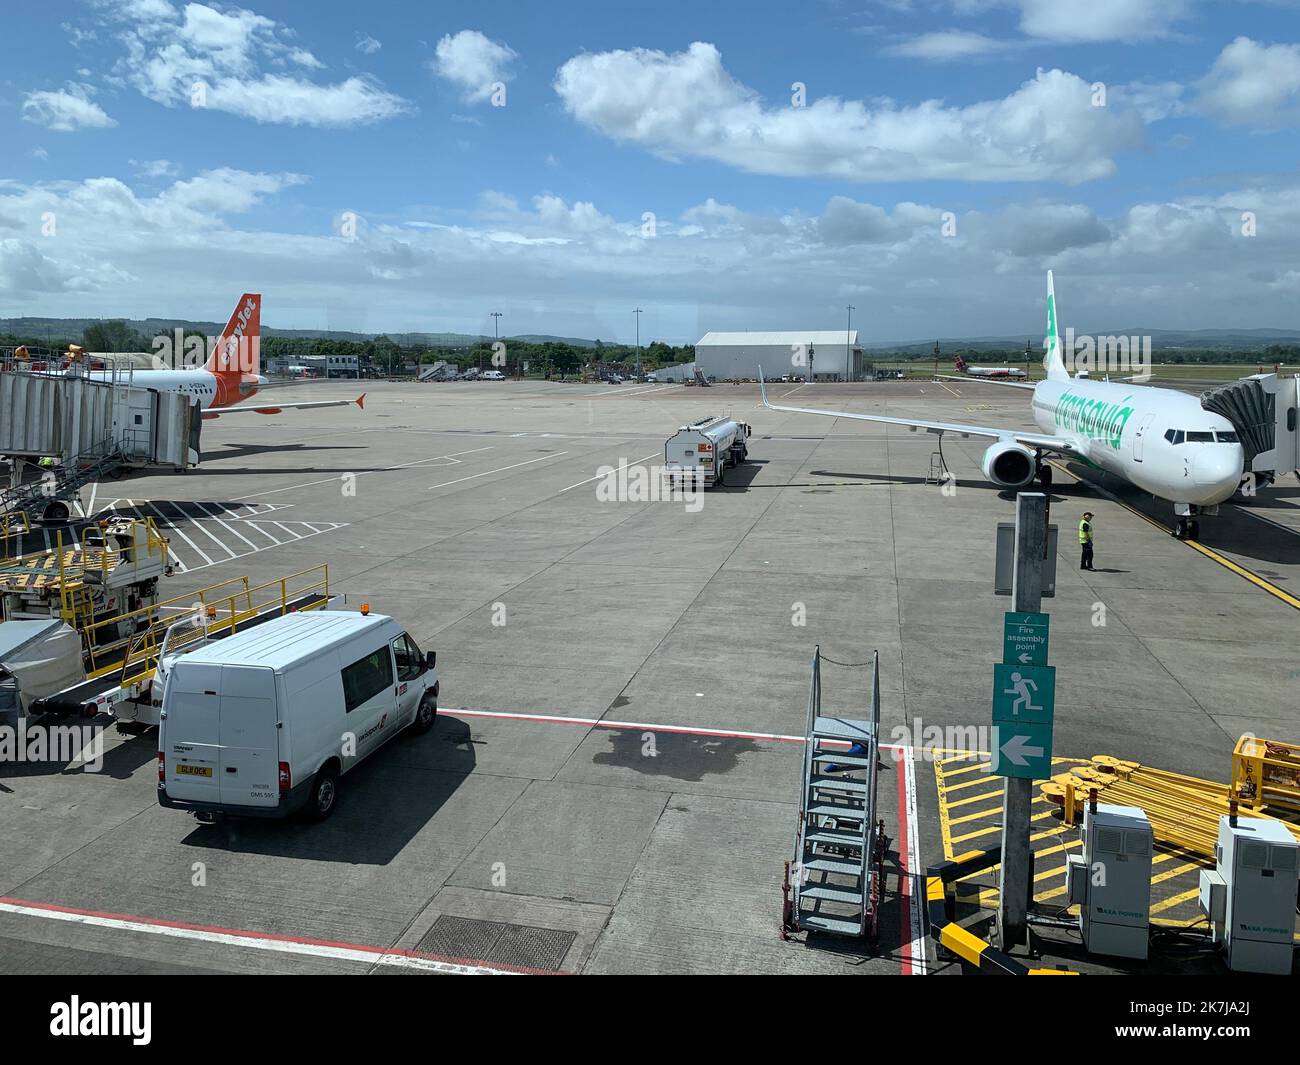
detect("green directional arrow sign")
(1003, 611), (1049, 667)
(992, 721), (1053, 779)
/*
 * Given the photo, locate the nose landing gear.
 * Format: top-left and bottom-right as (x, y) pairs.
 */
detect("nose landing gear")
(1173, 517), (1200, 541)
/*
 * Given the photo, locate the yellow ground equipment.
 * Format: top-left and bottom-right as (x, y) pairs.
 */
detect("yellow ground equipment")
(30, 564), (332, 725)
(1231, 736), (1300, 814)
(1040, 754), (1300, 861)
(0, 517), (170, 637)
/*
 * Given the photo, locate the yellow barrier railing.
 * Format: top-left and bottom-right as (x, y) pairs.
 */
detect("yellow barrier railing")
(0, 510), (31, 562)
(85, 563), (330, 681)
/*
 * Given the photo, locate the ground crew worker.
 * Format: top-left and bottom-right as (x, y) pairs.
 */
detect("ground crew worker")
(1079, 511), (1095, 571)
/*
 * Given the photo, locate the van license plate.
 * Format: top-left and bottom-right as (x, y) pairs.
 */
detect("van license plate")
(177, 764), (212, 777)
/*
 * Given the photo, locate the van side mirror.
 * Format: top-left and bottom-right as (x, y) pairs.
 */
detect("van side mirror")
(425, 651), (437, 670)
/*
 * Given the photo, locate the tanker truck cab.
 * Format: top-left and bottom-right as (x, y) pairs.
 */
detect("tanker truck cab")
(665, 417), (751, 488)
(158, 610), (438, 822)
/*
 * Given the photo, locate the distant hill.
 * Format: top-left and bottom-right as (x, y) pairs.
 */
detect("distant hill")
(4, 316), (1299, 354)
(0, 315), (605, 350)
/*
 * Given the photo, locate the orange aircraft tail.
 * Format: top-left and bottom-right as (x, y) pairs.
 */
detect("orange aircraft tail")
(206, 293), (261, 380)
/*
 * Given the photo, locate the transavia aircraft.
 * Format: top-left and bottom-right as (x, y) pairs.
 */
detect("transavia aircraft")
(760, 273), (1245, 541)
(954, 354), (1027, 379)
(82, 294), (365, 420)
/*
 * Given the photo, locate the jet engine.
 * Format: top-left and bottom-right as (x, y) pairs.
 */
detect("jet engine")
(980, 440), (1037, 488)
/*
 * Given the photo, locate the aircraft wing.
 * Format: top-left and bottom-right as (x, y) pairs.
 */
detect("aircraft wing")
(935, 375), (1036, 392)
(758, 371), (1078, 454)
(205, 394), (366, 416)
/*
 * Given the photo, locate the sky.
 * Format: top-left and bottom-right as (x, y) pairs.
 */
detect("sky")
(3, 0), (1300, 344)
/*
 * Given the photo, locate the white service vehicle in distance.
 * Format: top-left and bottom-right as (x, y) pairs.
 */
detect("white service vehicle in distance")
(664, 417), (751, 488)
(481, 369), (505, 380)
(158, 610), (438, 822)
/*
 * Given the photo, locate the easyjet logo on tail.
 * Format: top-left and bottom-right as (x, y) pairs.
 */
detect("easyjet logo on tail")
(207, 293), (260, 376)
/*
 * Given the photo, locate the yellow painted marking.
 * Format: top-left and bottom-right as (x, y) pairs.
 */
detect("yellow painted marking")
(1150, 886), (1203, 915)
(926, 877), (947, 904)
(948, 805), (1006, 827)
(942, 775), (1006, 795)
(936, 760), (991, 779)
(1046, 459), (1300, 611)
(950, 824), (1002, 846)
(945, 789), (1005, 811)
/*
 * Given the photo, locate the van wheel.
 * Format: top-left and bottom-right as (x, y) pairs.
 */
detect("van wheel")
(411, 695), (437, 735)
(306, 767), (338, 822)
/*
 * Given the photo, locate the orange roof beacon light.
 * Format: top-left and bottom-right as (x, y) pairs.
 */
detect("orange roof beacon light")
(360, 603), (370, 616)
(206, 606), (217, 619)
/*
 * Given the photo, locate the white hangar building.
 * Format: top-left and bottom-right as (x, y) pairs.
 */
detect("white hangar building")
(694, 330), (863, 382)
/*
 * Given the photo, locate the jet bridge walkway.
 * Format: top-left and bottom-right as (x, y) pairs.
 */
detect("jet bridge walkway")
(1202, 372), (1299, 488)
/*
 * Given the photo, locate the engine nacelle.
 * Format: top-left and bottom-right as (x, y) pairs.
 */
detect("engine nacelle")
(980, 441), (1037, 488)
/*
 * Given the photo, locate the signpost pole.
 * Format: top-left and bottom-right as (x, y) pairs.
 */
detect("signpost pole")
(997, 492), (1046, 949)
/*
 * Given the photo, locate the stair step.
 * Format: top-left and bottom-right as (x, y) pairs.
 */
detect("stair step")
(811, 752), (872, 767)
(801, 855), (864, 875)
(799, 883), (865, 905)
(799, 912), (865, 936)
(805, 828), (866, 848)
(810, 775), (867, 793)
(812, 716), (874, 743)
(807, 803), (865, 820)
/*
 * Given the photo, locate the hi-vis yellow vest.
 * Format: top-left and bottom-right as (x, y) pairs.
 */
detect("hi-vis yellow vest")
(1078, 519), (1092, 544)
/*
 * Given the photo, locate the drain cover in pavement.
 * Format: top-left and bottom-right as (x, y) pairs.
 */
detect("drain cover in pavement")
(417, 916), (576, 972)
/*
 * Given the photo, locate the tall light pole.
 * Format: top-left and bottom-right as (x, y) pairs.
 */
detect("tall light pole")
(488, 311), (502, 372)
(846, 304), (855, 382)
(633, 307), (642, 378)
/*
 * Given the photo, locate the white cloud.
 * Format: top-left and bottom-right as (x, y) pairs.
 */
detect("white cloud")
(102, 0), (410, 126)
(1015, 0), (1188, 43)
(356, 34), (382, 55)
(1197, 37), (1300, 129)
(555, 43), (1145, 183)
(5, 170), (1299, 339)
(158, 167), (306, 214)
(31, 147), (50, 161)
(131, 158), (180, 179)
(884, 31), (1017, 61)
(431, 30), (517, 103)
(21, 85), (116, 132)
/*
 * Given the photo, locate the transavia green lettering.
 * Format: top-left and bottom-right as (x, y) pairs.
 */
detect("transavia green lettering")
(1052, 390), (1136, 448)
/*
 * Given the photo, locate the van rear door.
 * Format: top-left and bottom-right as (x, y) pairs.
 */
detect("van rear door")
(217, 664), (280, 808)
(162, 661), (222, 804)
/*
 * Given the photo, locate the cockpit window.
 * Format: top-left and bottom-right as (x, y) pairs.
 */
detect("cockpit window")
(1216, 431), (1239, 443)
(1186, 431), (1215, 442)
(1164, 429), (1184, 444)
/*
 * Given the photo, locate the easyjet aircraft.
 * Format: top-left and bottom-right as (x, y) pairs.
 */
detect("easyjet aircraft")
(85, 294), (365, 419)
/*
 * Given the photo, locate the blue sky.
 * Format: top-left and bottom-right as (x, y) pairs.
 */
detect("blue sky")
(4, 0), (1300, 343)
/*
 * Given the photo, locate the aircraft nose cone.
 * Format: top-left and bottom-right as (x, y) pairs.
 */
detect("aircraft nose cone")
(1192, 446), (1244, 497)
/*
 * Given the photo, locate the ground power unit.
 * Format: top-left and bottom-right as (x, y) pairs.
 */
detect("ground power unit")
(1066, 803), (1152, 959)
(1199, 815), (1298, 974)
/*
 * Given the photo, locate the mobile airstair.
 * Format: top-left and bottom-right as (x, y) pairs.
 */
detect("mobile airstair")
(783, 647), (887, 941)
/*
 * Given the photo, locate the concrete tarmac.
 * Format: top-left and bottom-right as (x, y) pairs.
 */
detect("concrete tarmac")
(1, 377), (1295, 975)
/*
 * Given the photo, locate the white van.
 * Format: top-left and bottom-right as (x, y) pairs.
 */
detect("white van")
(157, 611), (438, 822)
(481, 369), (505, 380)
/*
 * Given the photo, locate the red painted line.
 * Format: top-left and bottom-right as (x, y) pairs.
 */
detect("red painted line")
(0, 895), (563, 976)
(895, 751), (912, 975)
